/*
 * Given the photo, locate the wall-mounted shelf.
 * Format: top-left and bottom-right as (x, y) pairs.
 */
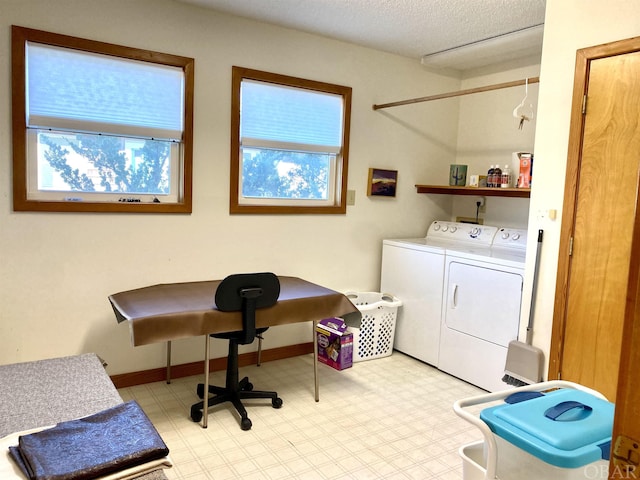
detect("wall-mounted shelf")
(415, 185), (531, 198)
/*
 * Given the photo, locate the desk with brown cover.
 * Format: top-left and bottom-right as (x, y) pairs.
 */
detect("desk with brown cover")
(108, 276), (360, 411)
(109, 276), (358, 346)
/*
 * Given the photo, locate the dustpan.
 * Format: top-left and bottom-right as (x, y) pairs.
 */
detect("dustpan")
(503, 229), (545, 386)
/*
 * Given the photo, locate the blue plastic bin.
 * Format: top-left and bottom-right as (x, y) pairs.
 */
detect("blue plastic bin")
(481, 388), (613, 469)
(454, 381), (613, 480)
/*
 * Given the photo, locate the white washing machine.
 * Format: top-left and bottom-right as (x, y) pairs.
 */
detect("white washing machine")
(439, 226), (527, 392)
(381, 238), (444, 366)
(381, 221), (501, 367)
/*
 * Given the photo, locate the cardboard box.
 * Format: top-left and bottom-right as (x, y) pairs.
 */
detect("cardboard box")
(316, 317), (353, 370)
(468, 174), (487, 187)
(513, 152), (533, 188)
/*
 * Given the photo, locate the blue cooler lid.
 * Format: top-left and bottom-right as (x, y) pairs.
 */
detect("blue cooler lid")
(480, 389), (614, 468)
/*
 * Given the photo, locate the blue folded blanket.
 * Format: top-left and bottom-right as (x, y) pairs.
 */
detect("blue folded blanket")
(9, 401), (169, 480)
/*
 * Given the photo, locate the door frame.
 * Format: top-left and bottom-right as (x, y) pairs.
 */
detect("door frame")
(548, 36), (640, 479)
(548, 35), (640, 381)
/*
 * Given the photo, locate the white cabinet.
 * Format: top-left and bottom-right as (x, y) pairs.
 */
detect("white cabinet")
(380, 241), (444, 366)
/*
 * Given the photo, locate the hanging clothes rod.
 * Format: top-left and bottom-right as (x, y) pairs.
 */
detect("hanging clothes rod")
(372, 76), (540, 110)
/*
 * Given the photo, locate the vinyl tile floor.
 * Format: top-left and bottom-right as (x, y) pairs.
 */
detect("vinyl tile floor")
(118, 352), (486, 480)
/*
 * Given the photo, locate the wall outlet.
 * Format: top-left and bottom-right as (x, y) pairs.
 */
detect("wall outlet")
(476, 196), (486, 213)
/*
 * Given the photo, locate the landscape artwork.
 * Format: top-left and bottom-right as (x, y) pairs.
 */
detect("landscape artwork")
(367, 168), (398, 197)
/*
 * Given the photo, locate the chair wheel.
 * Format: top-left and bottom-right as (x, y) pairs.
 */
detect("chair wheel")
(272, 397), (283, 408)
(243, 382), (254, 391)
(241, 417), (252, 430)
(196, 384), (205, 399)
(190, 407), (203, 423)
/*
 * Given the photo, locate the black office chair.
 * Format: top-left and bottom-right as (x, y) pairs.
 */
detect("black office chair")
(190, 272), (283, 430)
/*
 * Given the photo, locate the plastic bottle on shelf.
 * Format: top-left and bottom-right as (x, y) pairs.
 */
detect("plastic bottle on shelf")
(493, 165), (502, 188)
(501, 164), (511, 188)
(487, 165), (495, 188)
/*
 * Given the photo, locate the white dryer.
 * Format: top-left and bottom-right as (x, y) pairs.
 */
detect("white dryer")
(439, 227), (527, 392)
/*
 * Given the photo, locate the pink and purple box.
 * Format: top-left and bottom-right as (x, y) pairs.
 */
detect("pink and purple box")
(316, 317), (353, 370)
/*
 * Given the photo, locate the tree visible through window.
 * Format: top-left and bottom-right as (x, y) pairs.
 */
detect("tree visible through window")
(11, 26), (194, 213)
(242, 149), (330, 200)
(230, 67), (352, 214)
(39, 132), (173, 196)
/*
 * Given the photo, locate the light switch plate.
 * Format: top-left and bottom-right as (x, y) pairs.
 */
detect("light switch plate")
(346, 190), (356, 205)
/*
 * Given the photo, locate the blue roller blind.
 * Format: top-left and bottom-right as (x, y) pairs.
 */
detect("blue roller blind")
(241, 80), (343, 152)
(26, 42), (184, 141)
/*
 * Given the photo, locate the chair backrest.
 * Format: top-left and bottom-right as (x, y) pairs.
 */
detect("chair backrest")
(215, 272), (280, 345)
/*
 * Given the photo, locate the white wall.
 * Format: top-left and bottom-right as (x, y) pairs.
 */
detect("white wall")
(452, 62), (539, 227)
(525, 0), (640, 374)
(6, 0), (636, 379)
(0, 0), (460, 374)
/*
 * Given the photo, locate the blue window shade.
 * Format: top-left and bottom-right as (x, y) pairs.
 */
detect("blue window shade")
(241, 80), (343, 151)
(26, 42), (184, 141)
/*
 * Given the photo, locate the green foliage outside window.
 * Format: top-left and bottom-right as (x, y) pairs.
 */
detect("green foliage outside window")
(39, 132), (170, 195)
(242, 149), (330, 200)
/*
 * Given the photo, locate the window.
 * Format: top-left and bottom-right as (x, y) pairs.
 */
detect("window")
(230, 67), (352, 214)
(11, 26), (194, 213)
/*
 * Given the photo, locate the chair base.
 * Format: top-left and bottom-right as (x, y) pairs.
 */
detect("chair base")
(190, 376), (282, 430)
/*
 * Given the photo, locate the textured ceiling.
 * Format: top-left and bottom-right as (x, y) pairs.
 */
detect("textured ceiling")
(176, 0), (546, 71)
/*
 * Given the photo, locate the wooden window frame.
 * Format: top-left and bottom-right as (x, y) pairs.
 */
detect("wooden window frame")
(230, 66), (352, 214)
(11, 25), (194, 213)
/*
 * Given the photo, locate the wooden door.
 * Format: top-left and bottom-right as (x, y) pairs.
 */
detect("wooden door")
(562, 51), (640, 400)
(549, 38), (640, 403)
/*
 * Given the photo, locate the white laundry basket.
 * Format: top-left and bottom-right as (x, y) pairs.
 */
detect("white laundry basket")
(344, 291), (402, 361)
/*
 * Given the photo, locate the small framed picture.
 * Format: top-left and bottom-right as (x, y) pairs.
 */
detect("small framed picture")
(367, 168), (398, 197)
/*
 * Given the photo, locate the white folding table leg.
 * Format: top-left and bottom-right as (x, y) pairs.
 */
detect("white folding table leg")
(313, 320), (319, 402)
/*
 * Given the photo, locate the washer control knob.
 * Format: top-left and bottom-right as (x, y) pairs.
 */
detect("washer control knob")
(442, 225), (449, 232)
(512, 233), (521, 240)
(433, 224), (440, 231)
(502, 232), (510, 239)
(470, 227), (480, 236)
(450, 226), (457, 233)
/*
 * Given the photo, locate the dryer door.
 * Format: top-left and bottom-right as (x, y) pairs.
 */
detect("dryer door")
(444, 260), (522, 347)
